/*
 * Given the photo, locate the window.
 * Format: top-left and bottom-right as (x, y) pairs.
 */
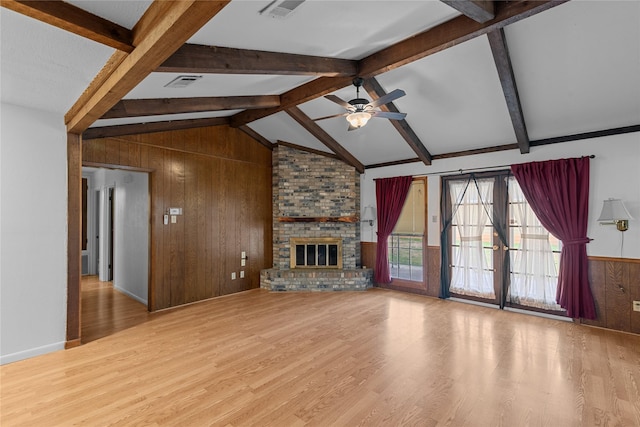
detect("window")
(388, 178), (425, 282)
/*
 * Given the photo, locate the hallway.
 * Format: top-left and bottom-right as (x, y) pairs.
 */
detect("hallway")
(81, 276), (159, 343)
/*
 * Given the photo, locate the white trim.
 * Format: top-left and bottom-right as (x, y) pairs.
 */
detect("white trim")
(449, 297), (500, 310)
(504, 306), (572, 322)
(449, 297), (572, 322)
(0, 341), (65, 365)
(114, 285), (148, 306)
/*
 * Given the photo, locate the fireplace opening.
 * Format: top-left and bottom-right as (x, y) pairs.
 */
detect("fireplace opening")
(290, 237), (342, 269)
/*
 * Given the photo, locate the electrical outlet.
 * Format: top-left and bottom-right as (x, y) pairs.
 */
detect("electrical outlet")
(231, 272), (236, 280)
(240, 271), (245, 278)
(633, 301), (640, 312)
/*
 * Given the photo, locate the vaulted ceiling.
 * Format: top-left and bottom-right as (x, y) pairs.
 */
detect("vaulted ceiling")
(2, 0), (639, 172)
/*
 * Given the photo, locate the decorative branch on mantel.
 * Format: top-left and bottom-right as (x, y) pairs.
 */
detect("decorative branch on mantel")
(278, 216), (358, 223)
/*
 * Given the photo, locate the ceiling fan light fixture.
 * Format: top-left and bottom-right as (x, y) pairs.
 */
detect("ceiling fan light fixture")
(346, 111), (372, 128)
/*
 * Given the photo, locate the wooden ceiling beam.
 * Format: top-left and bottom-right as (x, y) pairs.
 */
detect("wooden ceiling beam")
(364, 124), (640, 168)
(158, 44), (357, 76)
(83, 117), (230, 140)
(1, 0), (134, 52)
(362, 77), (432, 165)
(229, 75), (354, 127)
(286, 107), (364, 174)
(359, 0), (568, 78)
(440, 0), (495, 23)
(231, 0), (568, 127)
(102, 96), (280, 119)
(65, 0), (231, 134)
(487, 28), (530, 154)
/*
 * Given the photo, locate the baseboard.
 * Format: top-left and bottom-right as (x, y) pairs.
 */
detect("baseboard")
(0, 341), (65, 365)
(504, 306), (572, 322)
(65, 338), (81, 349)
(449, 297), (500, 310)
(114, 285), (148, 306)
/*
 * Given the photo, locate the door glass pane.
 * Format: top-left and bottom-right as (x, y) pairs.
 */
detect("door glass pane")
(317, 245), (327, 266)
(507, 178), (563, 311)
(449, 178), (495, 299)
(306, 245), (316, 266)
(295, 245), (305, 266)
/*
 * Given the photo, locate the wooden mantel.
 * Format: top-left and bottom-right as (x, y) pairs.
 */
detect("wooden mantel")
(278, 216), (358, 223)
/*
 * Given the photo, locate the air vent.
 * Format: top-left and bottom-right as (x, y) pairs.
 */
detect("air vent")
(259, 0), (305, 19)
(164, 75), (202, 88)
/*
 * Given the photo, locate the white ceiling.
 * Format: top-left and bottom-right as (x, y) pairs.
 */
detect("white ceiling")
(1, 0), (639, 167)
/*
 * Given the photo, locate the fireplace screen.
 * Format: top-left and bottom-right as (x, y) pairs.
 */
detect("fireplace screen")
(290, 238), (342, 269)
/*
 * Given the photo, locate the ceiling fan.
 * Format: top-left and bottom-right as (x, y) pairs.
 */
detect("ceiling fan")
(314, 77), (407, 131)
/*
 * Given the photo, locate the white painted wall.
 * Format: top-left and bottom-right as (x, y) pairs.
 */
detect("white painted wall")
(0, 103), (67, 364)
(91, 169), (149, 305)
(361, 133), (640, 259)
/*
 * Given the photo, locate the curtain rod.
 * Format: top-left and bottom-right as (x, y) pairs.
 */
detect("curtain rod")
(415, 155), (596, 177)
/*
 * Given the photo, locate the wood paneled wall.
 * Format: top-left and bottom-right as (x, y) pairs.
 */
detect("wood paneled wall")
(83, 126), (272, 311)
(584, 257), (640, 334)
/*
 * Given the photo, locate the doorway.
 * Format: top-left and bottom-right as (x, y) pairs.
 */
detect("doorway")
(81, 166), (151, 342)
(442, 171), (565, 316)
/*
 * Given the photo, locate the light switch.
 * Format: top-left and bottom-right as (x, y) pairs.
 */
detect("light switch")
(169, 207), (182, 215)
(241, 259), (246, 266)
(231, 272), (236, 280)
(241, 251), (246, 259)
(432, 215), (438, 223)
(240, 271), (245, 278)
(171, 215), (177, 223)
(164, 215), (169, 225)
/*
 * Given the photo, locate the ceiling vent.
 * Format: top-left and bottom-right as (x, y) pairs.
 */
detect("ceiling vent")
(164, 75), (202, 88)
(258, 0), (305, 19)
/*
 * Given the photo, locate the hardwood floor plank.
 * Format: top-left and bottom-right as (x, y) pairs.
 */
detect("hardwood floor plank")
(2, 288), (639, 426)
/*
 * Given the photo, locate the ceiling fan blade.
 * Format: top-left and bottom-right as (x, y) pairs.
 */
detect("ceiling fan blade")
(313, 112), (348, 121)
(371, 111), (407, 120)
(324, 94), (354, 110)
(367, 89), (406, 109)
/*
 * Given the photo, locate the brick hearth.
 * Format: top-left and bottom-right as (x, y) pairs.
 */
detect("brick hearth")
(260, 144), (372, 292)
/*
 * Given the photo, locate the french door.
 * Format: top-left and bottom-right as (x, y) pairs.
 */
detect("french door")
(442, 171), (564, 315)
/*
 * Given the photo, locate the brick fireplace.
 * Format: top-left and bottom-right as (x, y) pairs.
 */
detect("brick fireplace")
(260, 144), (372, 291)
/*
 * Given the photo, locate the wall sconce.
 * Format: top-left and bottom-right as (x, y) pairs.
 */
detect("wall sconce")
(597, 198), (633, 232)
(362, 205), (376, 227)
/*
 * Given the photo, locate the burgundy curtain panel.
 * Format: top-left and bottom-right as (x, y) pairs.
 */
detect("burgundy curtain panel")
(511, 157), (596, 319)
(374, 176), (413, 284)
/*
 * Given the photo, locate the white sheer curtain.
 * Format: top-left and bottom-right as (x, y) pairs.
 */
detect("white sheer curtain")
(450, 179), (495, 299)
(508, 178), (562, 310)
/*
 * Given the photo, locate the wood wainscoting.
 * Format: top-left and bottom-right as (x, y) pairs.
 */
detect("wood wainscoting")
(363, 242), (639, 335)
(83, 126), (273, 311)
(584, 256), (640, 334)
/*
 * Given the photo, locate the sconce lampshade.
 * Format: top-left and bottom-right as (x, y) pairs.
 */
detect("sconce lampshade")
(362, 206), (376, 226)
(598, 198), (633, 231)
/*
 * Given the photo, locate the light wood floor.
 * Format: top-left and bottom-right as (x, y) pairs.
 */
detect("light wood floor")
(2, 288), (639, 426)
(80, 275), (161, 344)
